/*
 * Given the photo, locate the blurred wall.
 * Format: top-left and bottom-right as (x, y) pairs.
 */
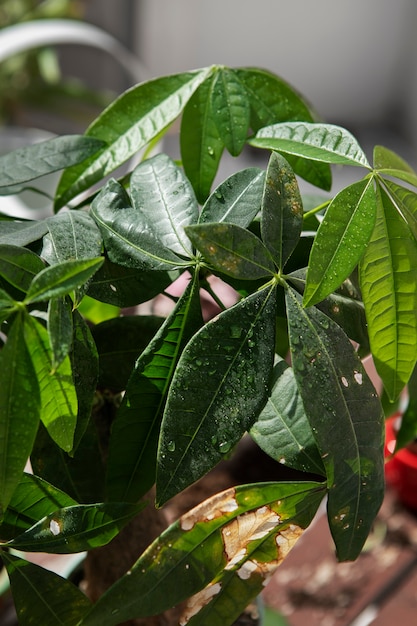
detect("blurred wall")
(134, 0), (416, 130)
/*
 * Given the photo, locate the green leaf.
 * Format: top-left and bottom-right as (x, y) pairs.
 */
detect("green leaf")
(396, 364), (417, 450)
(185, 222), (276, 280)
(0, 286), (16, 310)
(92, 315), (164, 392)
(0, 220), (49, 247)
(374, 145), (417, 188)
(24, 257), (104, 304)
(130, 154), (199, 258)
(181, 75), (225, 203)
(234, 67), (315, 130)
(285, 287), (384, 561)
(283, 153), (332, 192)
(359, 184), (417, 400)
(86, 257), (174, 307)
(261, 152), (303, 269)
(2, 501), (145, 553)
(55, 68), (213, 210)
(79, 481), (325, 626)
(106, 273), (203, 503)
(304, 178), (377, 306)
(24, 314), (77, 453)
(0, 135), (105, 190)
(0, 473), (76, 540)
(2, 552), (91, 626)
(250, 356), (325, 476)
(199, 168), (265, 227)
(70, 311), (99, 451)
(156, 285), (277, 505)
(0, 244), (45, 292)
(48, 297), (73, 371)
(210, 68), (250, 156)
(249, 122), (370, 168)
(43, 210), (103, 265)
(91, 178), (188, 271)
(0, 314), (41, 517)
(382, 179), (417, 241)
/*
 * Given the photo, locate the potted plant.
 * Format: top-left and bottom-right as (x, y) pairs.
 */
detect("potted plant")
(0, 61), (416, 626)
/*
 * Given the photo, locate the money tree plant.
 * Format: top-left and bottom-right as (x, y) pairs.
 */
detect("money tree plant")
(0, 63), (416, 625)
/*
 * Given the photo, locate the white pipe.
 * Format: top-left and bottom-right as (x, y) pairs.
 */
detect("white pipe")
(0, 19), (148, 83)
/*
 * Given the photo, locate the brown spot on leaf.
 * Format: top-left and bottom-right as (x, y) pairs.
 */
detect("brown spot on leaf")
(179, 487), (238, 531)
(179, 582), (222, 625)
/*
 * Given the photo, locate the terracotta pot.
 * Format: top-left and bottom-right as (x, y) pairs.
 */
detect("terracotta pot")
(385, 414), (417, 511)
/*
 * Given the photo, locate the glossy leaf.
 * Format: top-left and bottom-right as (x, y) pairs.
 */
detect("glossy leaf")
(2, 552), (91, 626)
(304, 178), (377, 306)
(0, 473), (76, 540)
(285, 287), (384, 560)
(234, 67), (315, 130)
(3, 501), (145, 553)
(0, 244), (44, 292)
(156, 285), (277, 505)
(199, 168), (265, 227)
(359, 185), (417, 400)
(210, 67), (250, 156)
(0, 314), (40, 518)
(383, 179), (417, 241)
(55, 68), (212, 210)
(181, 75), (225, 203)
(91, 179), (188, 271)
(374, 145), (417, 188)
(80, 481), (325, 626)
(0, 135), (104, 190)
(130, 154), (199, 258)
(249, 122), (370, 168)
(86, 257), (174, 307)
(261, 152), (303, 269)
(48, 297), (73, 371)
(92, 315), (164, 392)
(186, 222), (276, 280)
(24, 257), (104, 304)
(43, 210), (103, 265)
(24, 314), (77, 453)
(250, 357), (325, 476)
(106, 274), (203, 502)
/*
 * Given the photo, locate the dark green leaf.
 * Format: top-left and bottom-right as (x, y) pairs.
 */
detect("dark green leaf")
(0, 244), (45, 292)
(396, 364), (417, 450)
(92, 315), (164, 392)
(43, 210), (103, 265)
(199, 168), (265, 227)
(156, 285), (277, 505)
(250, 357), (325, 476)
(284, 153), (332, 191)
(24, 314), (77, 453)
(2, 552), (91, 626)
(3, 501), (145, 553)
(234, 68), (315, 130)
(0, 473), (76, 540)
(181, 75), (225, 203)
(0, 314), (41, 517)
(48, 297), (73, 371)
(0, 135), (105, 190)
(210, 68), (250, 156)
(186, 222), (276, 280)
(80, 481), (325, 626)
(0, 220), (49, 247)
(106, 274), (203, 502)
(249, 122), (370, 168)
(261, 152), (303, 269)
(285, 287), (384, 560)
(24, 257), (104, 304)
(91, 179), (188, 271)
(359, 184), (417, 401)
(130, 154), (199, 258)
(86, 257), (174, 307)
(374, 145), (417, 188)
(55, 68), (213, 210)
(304, 178), (377, 306)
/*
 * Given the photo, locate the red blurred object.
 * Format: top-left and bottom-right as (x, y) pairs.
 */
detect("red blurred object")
(385, 413), (417, 511)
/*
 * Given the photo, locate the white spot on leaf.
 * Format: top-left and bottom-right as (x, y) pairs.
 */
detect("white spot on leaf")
(341, 376), (349, 387)
(354, 371), (363, 385)
(180, 488), (238, 531)
(179, 582), (221, 625)
(49, 519), (61, 536)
